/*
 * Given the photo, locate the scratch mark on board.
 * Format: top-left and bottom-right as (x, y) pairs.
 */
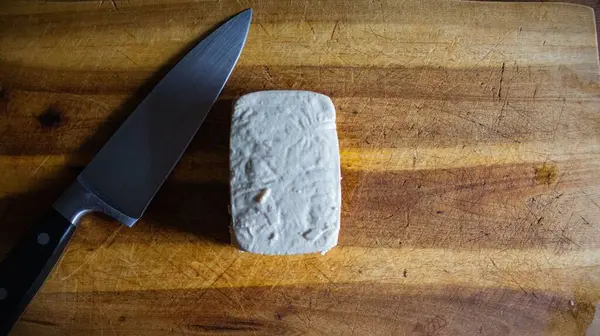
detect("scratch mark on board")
(470, 29), (513, 71)
(305, 20), (317, 39)
(30, 155), (50, 177)
(117, 49), (137, 65)
(60, 226), (124, 280)
(578, 214), (591, 226)
(330, 20), (339, 41)
(498, 61), (505, 99)
(257, 22), (271, 36)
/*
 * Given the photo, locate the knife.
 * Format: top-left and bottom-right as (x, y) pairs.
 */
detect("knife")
(0, 9), (251, 334)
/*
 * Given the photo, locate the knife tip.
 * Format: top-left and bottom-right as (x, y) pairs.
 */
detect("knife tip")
(238, 8), (253, 19)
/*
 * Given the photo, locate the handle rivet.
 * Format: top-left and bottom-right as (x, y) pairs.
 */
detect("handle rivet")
(0, 288), (7, 300)
(37, 233), (50, 246)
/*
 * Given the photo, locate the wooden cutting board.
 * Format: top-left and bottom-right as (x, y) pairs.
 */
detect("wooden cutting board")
(1, 0), (600, 334)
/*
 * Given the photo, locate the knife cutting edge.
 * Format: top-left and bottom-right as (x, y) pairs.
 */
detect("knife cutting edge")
(0, 9), (252, 334)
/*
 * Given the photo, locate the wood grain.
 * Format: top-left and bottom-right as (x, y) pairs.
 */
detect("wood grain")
(1, 0), (600, 335)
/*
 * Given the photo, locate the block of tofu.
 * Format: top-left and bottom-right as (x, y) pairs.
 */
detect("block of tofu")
(229, 90), (341, 255)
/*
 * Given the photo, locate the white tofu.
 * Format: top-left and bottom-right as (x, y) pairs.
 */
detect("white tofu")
(229, 90), (341, 255)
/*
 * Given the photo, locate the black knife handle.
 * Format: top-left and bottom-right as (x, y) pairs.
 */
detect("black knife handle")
(0, 209), (76, 335)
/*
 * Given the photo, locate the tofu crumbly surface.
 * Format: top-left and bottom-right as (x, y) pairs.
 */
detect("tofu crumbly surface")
(229, 90), (341, 255)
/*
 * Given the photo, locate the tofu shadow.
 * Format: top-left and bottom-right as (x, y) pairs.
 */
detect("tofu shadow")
(145, 181), (232, 245)
(144, 99), (235, 245)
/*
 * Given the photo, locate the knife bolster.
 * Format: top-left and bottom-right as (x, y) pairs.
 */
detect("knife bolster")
(53, 179), (138, 227)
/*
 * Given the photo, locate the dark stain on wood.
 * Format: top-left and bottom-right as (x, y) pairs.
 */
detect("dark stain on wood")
(37, 107), (62, 128)
(187, 320), (262, 332)
(0, 86), (8, 113)
(19, 318), (57, 327)
(534, 163), (558, 185)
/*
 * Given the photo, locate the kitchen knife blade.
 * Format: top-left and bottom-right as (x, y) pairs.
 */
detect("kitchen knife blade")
(0, 9), (252, 334)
